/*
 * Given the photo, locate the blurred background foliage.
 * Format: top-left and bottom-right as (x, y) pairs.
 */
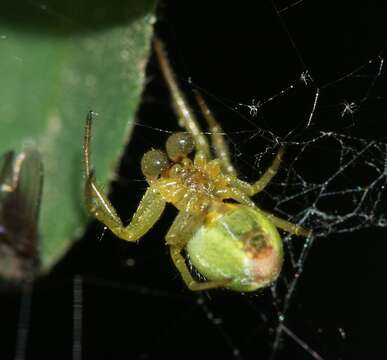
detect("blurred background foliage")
(0, 0), (156, 273)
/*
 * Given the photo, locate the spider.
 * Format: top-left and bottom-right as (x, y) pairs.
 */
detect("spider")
(83, 38), (311, 292)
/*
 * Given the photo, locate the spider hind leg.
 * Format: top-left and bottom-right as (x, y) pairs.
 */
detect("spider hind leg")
(166, 211), (231, 291)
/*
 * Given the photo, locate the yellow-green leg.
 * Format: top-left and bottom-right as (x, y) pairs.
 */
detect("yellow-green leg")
(166, 211), (231, 291)
(84, 112), (166, 242)
(261, 210), (311, 237)
(230, 147), (285, 196)
(194, 90), (237, 176)
(153, 37), (210, 160)
(216, 186), (256, 207)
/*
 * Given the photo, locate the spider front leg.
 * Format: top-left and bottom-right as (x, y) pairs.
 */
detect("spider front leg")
(166, 211), (231, 291)
(153, 37), (210, 161)
(194, 90), (238, 176)
(83, 111), (166, 241)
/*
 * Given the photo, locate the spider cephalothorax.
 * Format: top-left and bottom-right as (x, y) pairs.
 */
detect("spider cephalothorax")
(83, 38), (311, 292)
(143, 136), (235, 214)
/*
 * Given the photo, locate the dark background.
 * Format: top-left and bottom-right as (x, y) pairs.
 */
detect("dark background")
(2, 1), (387, 359)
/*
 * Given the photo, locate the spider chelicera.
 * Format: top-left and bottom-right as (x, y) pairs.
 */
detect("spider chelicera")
(83, 38), (311, 292)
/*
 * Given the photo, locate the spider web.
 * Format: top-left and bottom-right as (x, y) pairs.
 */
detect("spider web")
(2, 1), (387, 360)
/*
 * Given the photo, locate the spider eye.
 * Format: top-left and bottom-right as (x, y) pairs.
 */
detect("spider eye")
(141, 149), (169, 179)
(166, 132), (194, 161)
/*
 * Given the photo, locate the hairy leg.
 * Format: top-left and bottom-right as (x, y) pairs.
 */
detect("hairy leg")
(194, 90), (237, 176)
(84, 112), (165, 242)
(230, 147), (284, 196)
(260, 210), (311, 237)
(153, 37), (210, 160)
(166, 211), (230, 291)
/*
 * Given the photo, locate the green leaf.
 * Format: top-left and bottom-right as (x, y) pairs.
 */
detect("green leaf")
(0, 0), (157, 272)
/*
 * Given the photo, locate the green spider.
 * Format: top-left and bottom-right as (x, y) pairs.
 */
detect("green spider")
(83, 38), (311, 292)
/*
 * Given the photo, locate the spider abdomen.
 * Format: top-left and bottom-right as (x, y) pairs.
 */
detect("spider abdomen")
(186, 204), (283, 292)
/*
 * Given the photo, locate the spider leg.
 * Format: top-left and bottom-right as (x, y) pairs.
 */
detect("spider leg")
(194, 90), (237, 176)
(230, 147), (284, 196)
(166, 211), (231, 291)
(219, 185), (311, 237)
(261, 210), (311, 237)
(84, 112), (166, 241)
(216, 186), (256, 207)
(153, 37), (211, 160)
